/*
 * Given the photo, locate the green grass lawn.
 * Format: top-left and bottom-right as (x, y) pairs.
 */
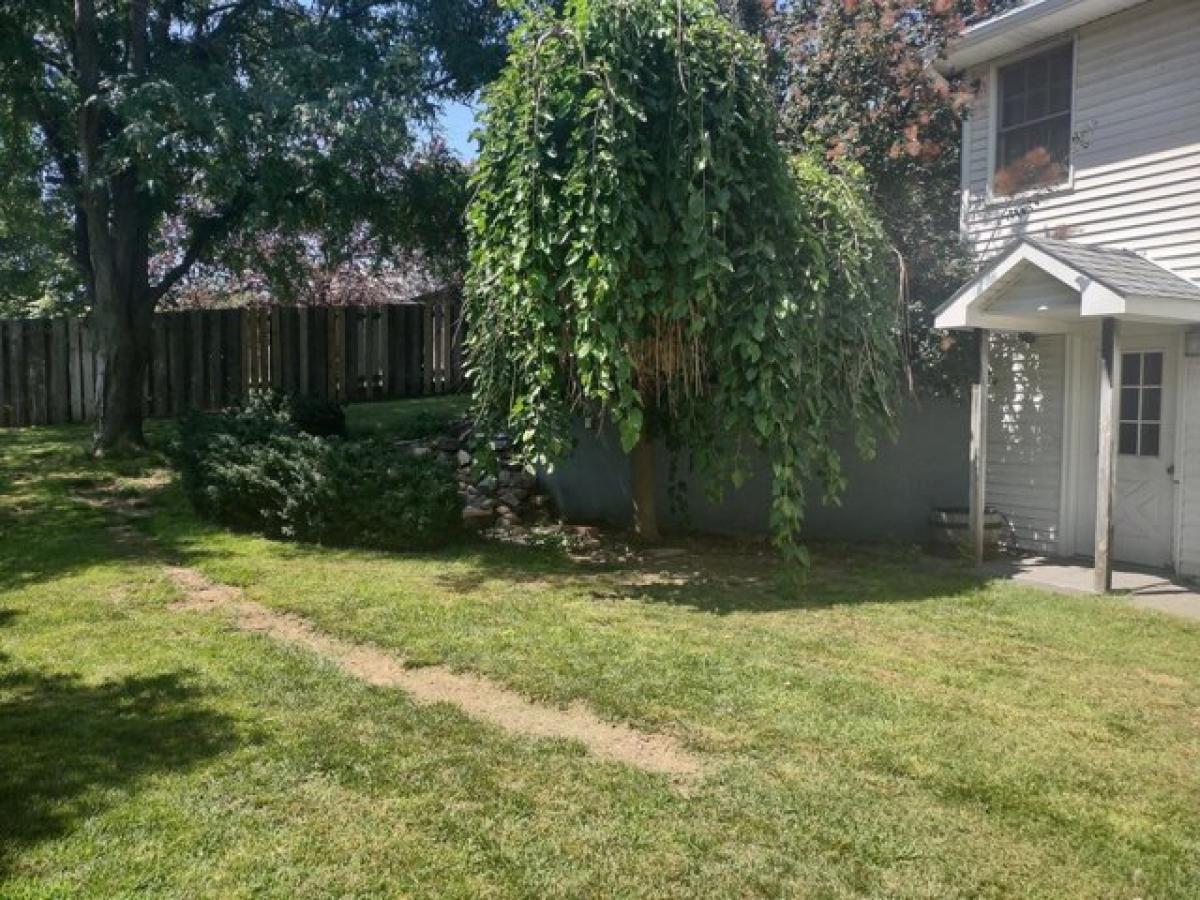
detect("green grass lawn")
(2, 404), (1199, 898)
(344, 394), (469, 439)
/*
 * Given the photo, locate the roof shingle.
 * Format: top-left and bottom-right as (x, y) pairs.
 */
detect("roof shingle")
(1026, 237), (1200, 303)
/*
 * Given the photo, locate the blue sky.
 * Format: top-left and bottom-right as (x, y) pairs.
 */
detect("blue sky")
(438, 100), (480, 160)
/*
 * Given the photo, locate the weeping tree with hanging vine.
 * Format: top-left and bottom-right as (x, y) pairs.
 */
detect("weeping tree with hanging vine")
(465, 0), (903, 558)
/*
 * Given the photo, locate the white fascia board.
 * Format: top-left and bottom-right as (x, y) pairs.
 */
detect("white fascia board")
(1119, 295), (1200, 323)
(943, 0), (1149, 71)
(1079, 282), (1127, 317)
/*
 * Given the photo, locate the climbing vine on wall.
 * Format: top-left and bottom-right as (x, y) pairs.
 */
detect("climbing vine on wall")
(465, 0), (902, 558)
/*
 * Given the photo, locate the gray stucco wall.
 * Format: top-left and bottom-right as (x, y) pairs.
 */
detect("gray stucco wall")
(541, 398), (970, 543)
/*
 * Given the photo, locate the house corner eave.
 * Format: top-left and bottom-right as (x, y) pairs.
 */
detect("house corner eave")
(941, 0), (1151, 72)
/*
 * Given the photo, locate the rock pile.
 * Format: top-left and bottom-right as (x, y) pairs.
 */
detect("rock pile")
(402, 418), (555, 531)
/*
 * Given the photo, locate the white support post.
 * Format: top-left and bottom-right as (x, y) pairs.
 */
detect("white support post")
(969, 328), (990, 566)
(1094, 317), (1119, 593)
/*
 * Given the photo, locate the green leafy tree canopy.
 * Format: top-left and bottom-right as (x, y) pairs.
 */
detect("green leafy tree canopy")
(0, 0), (505, 451)
(466, 0), (902, 556)
(757, 0), (1022, 395)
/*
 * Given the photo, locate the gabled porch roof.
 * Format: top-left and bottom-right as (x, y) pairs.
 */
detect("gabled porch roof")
(935, 237), (1200, 333)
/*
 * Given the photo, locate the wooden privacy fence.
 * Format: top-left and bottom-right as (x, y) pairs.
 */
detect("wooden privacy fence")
(0, 301), (462, 427)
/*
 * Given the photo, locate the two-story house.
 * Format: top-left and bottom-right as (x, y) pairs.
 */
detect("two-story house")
(934, 0), (1200, 588)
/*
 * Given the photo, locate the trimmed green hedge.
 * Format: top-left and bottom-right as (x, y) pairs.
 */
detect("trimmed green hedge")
(173, 392), (462, 550)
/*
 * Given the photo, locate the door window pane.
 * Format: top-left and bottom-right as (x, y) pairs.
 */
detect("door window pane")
(1121, 353), (1141, 385)
(1141, 424), (1161, 458)
(1119, 423), (1139, 456)
(1120, 387), (1140, 420)
(1143, 352), (1164, 386)
(1117, 350), (1166, 457)
(1142, 387), (1162, 422)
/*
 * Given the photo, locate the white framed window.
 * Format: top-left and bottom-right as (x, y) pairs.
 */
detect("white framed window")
(1119, 350), (1164, 457)
(993, 43), (1073, 196)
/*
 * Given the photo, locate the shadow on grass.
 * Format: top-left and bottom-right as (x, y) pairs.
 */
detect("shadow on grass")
(602, 546), (982, 614)
(147, 486), (983, 616)
(0, 429), (175, 593)
(429, 537), (984, 615)
(3, 417), (980, 620)
(0, 662), (237, 875)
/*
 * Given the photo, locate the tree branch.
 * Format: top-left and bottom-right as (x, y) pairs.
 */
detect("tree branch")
(149, 193), (252, 302)
(74, 0), (117, 299)
(29, 97), (95, 296)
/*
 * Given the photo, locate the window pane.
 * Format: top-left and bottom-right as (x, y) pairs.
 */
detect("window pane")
(1143, 352), (1164, 386)
(1046, 117), (1071, 165)
(1141, 424), (1160, 457)
(1120, 387), (1140, 421)
(1026, 84), (1048, 120)
(1119, 423), (1139, 455)
(1121, 352), (1142, 386)
(1142, 387), (1162, 422)
(998, 46), (1073, 127)
(998, 132), (1022, 166)
(1049, 78), (1071, 113)
(1000, 64), (1025, 101)
(1002, 95), (1025, 129)
(995, 121), (1072, 192)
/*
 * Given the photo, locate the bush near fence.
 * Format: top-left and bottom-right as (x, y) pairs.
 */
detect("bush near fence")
(0, 300), (463, 427)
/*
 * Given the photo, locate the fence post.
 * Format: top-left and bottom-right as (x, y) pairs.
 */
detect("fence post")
(151, 316), (169, 417)
(223, 309), (242, 404)
(7, 321), (28, 426)
(327, 307), (343, 400)
(422, 301), (434, 396)
(343, 306), (361, 400)
(0, 322), (9, 426)
(47, 319), (68, 423)
(240, 308), (255, 395)
(80, 319), (97, 420)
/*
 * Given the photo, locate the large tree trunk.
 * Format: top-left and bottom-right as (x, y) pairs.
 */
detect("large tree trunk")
(631, 429), (660, 541)
(76, 0), (154, 455)
(93, 281), (153, 453)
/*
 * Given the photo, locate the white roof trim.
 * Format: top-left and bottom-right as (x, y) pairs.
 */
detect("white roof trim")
(943, 0), (1149, 71)
(935, 242), (1200, 332)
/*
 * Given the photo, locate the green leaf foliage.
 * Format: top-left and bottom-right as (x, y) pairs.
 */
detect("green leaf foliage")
(756, 1), (1022, 396)
(173, 392), (462, 550)
(0, 0), (508, 313)
(465, 0), (901, 557)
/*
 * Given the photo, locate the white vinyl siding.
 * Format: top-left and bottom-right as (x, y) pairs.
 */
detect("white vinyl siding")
(1178, 358), (1200, 577)
(987, 334), (1066, 553)
(962, 0), (1200, 284)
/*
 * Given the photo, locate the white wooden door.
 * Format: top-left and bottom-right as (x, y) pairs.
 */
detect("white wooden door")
(1114, 338), (1176, 567)
(1073, 332), (1178, 568)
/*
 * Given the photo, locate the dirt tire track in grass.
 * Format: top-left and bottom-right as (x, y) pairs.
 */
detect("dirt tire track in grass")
(166, 566), (703, 779)
(72, 481), (702, 779)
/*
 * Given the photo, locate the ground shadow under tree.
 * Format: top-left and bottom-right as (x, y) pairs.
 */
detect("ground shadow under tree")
(0, 661), (238, 875)
(429, 537), (984, 615)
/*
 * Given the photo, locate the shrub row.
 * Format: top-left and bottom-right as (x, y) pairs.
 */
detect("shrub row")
(173, 391), (462, 550)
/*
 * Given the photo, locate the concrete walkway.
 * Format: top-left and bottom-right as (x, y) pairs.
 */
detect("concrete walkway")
(984, 556), (1200, 622)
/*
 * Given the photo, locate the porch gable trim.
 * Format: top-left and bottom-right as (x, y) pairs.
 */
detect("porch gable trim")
(935, 239), (1200, 331)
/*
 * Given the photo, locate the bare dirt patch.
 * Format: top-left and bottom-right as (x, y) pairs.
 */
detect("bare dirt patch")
(73, 480), (703, 777)
(165, 566), (702, 779)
